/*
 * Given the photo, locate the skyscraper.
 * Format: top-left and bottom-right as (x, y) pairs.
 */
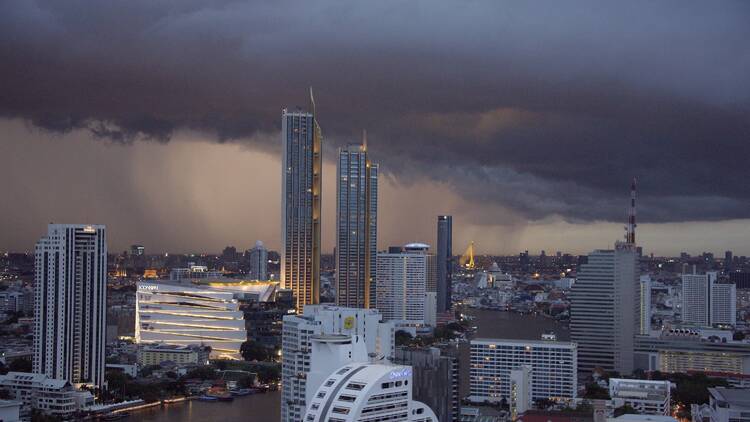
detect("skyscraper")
(570, 244), (638, 375)
(281, 90), (322, 313)
(335, 133), (378, 309)
(33, 224), (107, 388)
(249, 240), (268, 280)
(436, 216), (452, 314)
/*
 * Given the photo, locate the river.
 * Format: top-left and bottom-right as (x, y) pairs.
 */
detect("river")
(129, 309), (565, 421)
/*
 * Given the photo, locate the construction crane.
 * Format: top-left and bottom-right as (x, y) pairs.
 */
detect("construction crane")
(459, 241), (476, 270)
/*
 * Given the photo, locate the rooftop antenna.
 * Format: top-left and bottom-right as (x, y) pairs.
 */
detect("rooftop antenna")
(625, 177), (637, 245)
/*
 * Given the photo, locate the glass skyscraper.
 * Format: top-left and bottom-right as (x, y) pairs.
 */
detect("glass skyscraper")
(437, 215), (453, 313)
(335, 135), (378, 308)
(281, 92), (322, 313)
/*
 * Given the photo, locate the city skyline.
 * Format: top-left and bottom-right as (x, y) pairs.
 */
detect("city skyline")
(2, 1), (750, 256)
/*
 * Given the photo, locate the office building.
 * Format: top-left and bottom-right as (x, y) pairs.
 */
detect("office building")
(729, 272), (750, 289)
(137, 344), (211, 367)
(394, 346), (459, 422)
(609, 378), (672, 415)
(724, 251), (733, 272)
(281, 97), (322, 313)
(376, 244), (436, 323)
(33, 224), (107, 388)
(510, 365), (532, 420)
(249, 240), (269, 280)
(640, 275), (652, 335)
(691, 388), (750, 422)
(281, 305), (394, 422)
(469, 338), (578, 403)
(569, 244), (638, 375)
(135, 281), (247, 359)
(335, 138), (378, 309)
(682, 271), (736, 327)
(437, 216), (453, 314)
(130, 244), (145, 256)
(0, 291), (25, 314)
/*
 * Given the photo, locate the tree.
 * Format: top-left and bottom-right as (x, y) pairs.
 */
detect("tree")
(241, 341), (270, 361)
(255, 365), (280, 384)
(8, 358), (32, 373)
(183, 366), (217, 380)
(237, 374), (256, 388)
(583, 382), (610, 400)
(733, 332), (746, 341)
(614, 404), (638, 417)
(395, 330), (414, 346)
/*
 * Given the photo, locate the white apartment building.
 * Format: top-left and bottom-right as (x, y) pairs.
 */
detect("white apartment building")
(281, 305), (394, 422)
(682, 272), (736, 327)
(33, 224), (107, 388)
(0, 372), (93, 419)
(609, 378), (672, 415)
(469, 338), (577, 403)
(711, 283), (736, 327)
(376, 244), (436, 323)
(135, 281), (247, 359)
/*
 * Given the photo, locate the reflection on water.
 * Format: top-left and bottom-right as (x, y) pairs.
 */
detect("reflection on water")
(129, 391), (280, 422)
(130, 309), (566, 421)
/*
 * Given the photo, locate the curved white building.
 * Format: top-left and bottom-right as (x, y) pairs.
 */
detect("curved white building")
(304, 362), (437, 422)
(135, 281), (246, 359)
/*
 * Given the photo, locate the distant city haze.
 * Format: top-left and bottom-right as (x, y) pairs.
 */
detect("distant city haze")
(4, 121), (750, 256)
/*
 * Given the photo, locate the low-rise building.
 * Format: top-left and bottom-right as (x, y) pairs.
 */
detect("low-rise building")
(691, 387), (750, 422)
(137, 344), (211, 367)
(0, 372), (92, 419)
(608, 378), (672, 415)
(607, 415), (677, 422)
(0, 400), (21, 422)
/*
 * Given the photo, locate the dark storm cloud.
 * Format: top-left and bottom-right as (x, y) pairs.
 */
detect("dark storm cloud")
(2, 0), (749, 223)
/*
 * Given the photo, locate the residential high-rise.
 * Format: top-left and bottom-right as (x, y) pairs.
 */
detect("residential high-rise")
(711, 282), (736, 326)
(281, 90), (322, 313)
(681, 271), (736, 327)
(249, 240), (268, 280)
(682, 272), (716, 326)
(335, 134), (378, 309)
(469, 338), (577, 403)
(436, 216), (453, 314)
(33, 224), (107, 388)
(569, 244), (638, 375)
(640, 275), (652, 335)
(376, 243), (436, 323)
(280, 305), (394, 422)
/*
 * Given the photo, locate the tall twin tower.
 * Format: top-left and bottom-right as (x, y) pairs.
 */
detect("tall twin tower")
(281, 90), (378, 312)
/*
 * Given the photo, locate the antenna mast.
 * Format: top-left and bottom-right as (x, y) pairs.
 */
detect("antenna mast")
(626, 177), (637, 245)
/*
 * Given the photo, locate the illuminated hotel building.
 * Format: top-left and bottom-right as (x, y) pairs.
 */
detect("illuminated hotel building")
(33, 224), (107, 388)
(135, 281), (247, 360)
(336, 138), (378, 309)
(281, 93), (322, 313)
(469, 338), (577, 404)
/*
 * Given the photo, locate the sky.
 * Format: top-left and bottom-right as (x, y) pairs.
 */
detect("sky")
(1, 1), (749, 256)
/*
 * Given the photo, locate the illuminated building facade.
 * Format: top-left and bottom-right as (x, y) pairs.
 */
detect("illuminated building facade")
(336, 139), (378, 309)
(281, 95), (322, 313)
(469, 338), (577, 403)
(33, 224), (107, 388)
(135, 281), (246, 359)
